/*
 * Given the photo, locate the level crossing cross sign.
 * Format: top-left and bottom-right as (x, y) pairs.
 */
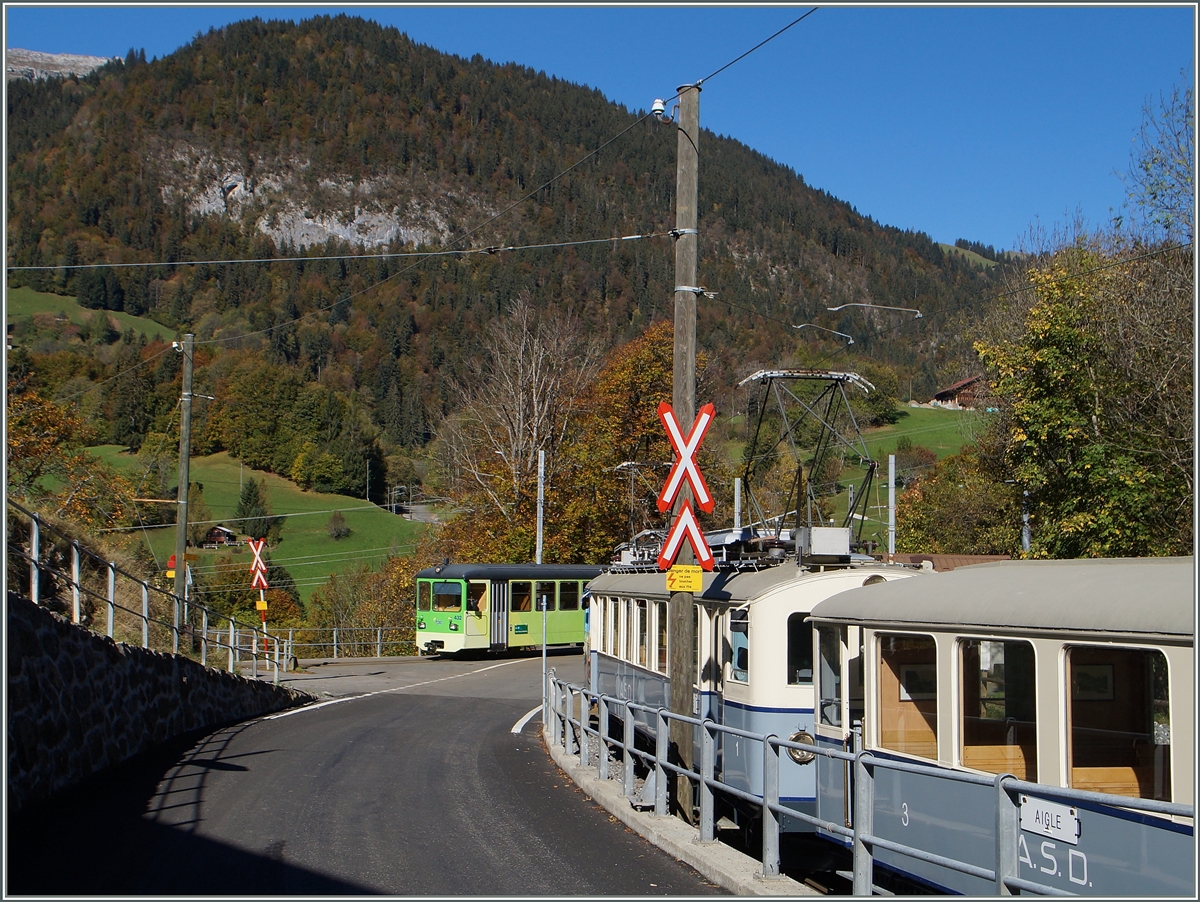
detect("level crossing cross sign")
(248, 538), (269, 590)
(656, 401), (716, 513)
(656, 402), (716, 571)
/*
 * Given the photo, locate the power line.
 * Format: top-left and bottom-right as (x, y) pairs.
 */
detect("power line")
(6, 230), (671, 273)
(696, 8), (819, 86)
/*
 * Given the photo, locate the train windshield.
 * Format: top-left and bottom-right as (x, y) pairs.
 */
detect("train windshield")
(432, 581), (463, 611)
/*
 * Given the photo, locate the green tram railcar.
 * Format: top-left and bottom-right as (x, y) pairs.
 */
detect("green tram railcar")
(415, 563), (604, 656)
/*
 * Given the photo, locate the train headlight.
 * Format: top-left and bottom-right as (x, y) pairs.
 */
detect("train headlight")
(786, 730), (816, 764)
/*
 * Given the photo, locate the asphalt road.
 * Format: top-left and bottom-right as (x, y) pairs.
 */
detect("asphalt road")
(8, 652), (726, 895)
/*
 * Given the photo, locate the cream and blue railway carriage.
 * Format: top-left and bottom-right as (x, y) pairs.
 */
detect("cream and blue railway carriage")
(809, 557), (1194, 895)
(415, 563), (603, 656)
(587, 561), (918, 829)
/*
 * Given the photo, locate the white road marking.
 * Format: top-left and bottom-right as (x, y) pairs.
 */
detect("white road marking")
(511, 705), (543, 734)
(265, 658), (525, 719)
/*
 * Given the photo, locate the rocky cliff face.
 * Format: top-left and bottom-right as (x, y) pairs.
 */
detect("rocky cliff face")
(6, 47), (118, 81)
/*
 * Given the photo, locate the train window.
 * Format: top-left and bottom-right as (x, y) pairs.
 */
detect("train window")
(559, 582), (580, 610)
(432, 582), (463, 612)
(787, 614), (814, 684)
(1067, 646), (1171, 801)
(729, 608), (749, 683)
(619, 599), (628, 657)
(417, 582), (431, 612)
(959, 639), (1037, 780)
(818, 626), (842, 726)
(467, 582), (487, 614)
(593, 597), (604, 652)
(878, 634), (938, 759)
(535, 581), (556, 612)
(635, 599), (648, 666)
(656, 601), (668, 672)
(510, 582), (532, 612)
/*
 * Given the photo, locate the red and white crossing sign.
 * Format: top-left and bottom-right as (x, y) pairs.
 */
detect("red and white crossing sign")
(656, 402), (716, 513)
(248, 538), (269, 590)
(656, 401), (716, 571)
(657, 498), (714, 571)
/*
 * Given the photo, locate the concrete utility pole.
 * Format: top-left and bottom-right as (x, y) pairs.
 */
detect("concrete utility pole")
(668, 82), (700, 823)
(173, 333), (194, 604)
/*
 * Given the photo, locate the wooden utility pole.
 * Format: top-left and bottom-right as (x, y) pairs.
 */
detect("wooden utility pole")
(668, 83), (700, 822)
(173, 333), (195, 604)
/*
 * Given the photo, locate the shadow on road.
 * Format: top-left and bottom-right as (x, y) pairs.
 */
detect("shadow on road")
(7, 727), (378, 895)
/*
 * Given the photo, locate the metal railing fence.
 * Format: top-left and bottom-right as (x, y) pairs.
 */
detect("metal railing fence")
(546, 671), (1194, 896)
(8, 501), (292, 684)
(278, 626), (416, 659)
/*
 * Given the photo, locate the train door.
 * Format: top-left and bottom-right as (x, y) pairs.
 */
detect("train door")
(465, 581), (488, 642)
(490, 581), (510, 649)
(814, 622), (855, 842)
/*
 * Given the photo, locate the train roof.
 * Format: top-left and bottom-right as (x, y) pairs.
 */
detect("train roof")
(810, 557), (1195, 640)
(588, 563), (907, 605)
(415, 563), (604, 581)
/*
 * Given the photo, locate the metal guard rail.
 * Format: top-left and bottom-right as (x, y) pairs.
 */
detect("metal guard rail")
(546, 671), (1193, 896)
(9, 500), (292, 683)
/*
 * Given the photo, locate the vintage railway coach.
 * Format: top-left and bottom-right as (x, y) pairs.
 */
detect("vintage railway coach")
(810, 557), (1194, 895)
(415, 563), (603, 656)
(588, 561), (918, 828)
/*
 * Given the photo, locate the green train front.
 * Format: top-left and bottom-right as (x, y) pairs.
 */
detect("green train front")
(415, 563), (604, 655)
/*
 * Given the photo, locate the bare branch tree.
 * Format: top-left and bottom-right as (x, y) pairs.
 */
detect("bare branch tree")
(439, 293), (602, 518)
(1121, 78), (1194, 244)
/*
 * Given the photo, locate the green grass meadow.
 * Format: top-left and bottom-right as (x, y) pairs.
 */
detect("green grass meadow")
(92, 447), (427, 608)
(7, 286), (172, 341)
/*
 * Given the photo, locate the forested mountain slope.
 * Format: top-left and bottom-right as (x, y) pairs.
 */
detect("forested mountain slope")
(7, 14), (1004, 502)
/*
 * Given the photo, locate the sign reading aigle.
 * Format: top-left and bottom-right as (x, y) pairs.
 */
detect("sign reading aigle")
(656, 402), (716, 572)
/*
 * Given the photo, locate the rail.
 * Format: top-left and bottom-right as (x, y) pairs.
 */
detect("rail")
(8, 501), (291, 683)
(270, 626), (415, 659)
(546, 671), (1194, 896)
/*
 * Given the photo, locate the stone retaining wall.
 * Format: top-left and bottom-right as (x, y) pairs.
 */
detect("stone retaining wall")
(7, 593), (312, 811)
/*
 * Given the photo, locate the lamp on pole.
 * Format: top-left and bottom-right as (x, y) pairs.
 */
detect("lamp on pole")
(793, 323), (854, 344)
(827, 303), (922, 318)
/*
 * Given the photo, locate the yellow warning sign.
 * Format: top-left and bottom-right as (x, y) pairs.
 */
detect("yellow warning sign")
(666, 565), (703, 593)
(255, 599), (268, 611)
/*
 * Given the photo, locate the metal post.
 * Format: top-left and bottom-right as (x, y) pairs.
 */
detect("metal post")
(887, 454), (896, 559)
(579, 690), (590, 767)
(623, 702), (636, 799)
(541, 591), (548, 726)
(1021, 490), (1031, 552)
(852, 753), (875, 895)
(173, 333), (194, 605)
(536, 449), (545, 564)
(699, 721), (715, 842)
(29, 516), (40, 604)
(733, 476), (741, 529)
(547, 670), (559, 745)
(229, 618), (235, 672)
(201, 608), (208, 666)
(333, 628), (338, 658)
(141, 582), (150, 647)
(599, 696), (610, 781)
(655, 708), (669, 817)
(172, 594), (180, 655)
(107, 562), (116, 638)
(762, 736), (781, 876)
(996, 775), (1019, 894)
(71, 543), (81, 623)
(377, 627), (382, 658)
(669, 82), (701, 822)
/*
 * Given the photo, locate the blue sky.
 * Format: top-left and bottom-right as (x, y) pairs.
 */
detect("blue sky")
(5, 4), (1195, 250)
